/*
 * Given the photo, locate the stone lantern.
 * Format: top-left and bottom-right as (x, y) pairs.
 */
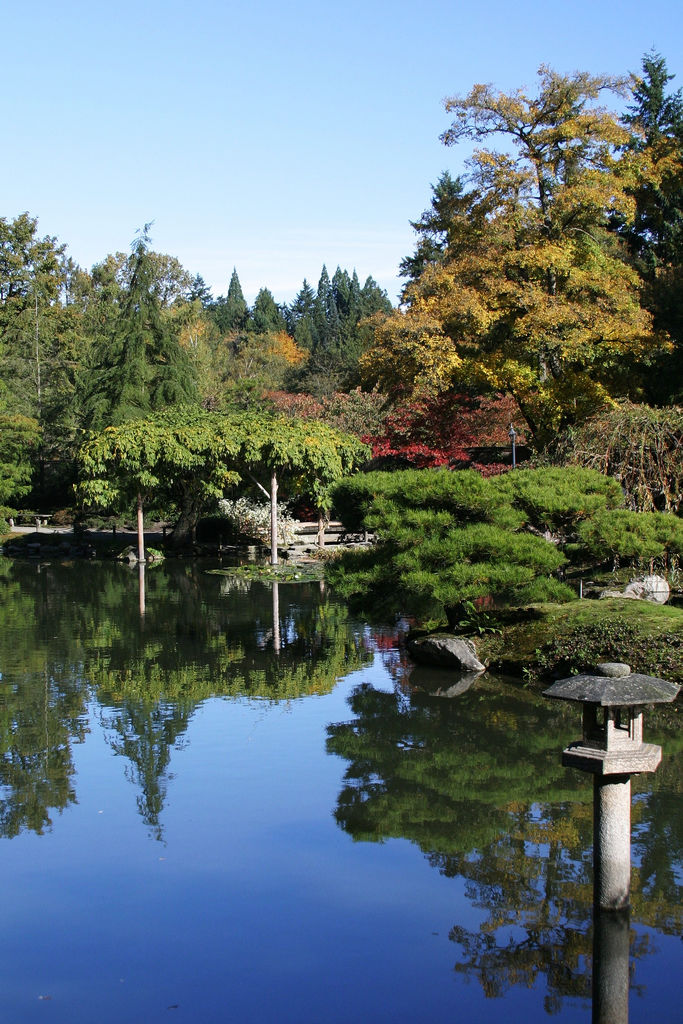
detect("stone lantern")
(544, 662), (679, 911)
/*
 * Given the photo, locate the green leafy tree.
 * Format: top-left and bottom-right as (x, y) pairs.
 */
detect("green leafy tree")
(229, 412), (370, 563)
(0, 213), (81, 503)
(0, 413), (41, 517)
(77, 408), (368, 560)
(0, 213), (69, 419)
(76, 407), (242, 555)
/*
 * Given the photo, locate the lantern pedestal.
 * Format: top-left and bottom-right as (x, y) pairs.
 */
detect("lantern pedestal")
(593, 775), (631, 911)
(544, 663), (679, 911)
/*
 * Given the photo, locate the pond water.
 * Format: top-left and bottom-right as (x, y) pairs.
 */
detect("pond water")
(0, 558), (680, 1023)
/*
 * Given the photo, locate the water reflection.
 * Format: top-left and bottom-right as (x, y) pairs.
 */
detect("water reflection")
(0, 558), (680, 1020)
(0, 559), (372, 840)
(592, 909), (630, 1024)
(326, 679), (682, 1016)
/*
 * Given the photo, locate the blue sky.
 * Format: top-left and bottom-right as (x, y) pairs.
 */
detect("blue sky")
(4, 0), (681, 304)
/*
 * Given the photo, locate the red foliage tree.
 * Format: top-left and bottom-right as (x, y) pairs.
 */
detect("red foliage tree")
(365, 392), (522, 475)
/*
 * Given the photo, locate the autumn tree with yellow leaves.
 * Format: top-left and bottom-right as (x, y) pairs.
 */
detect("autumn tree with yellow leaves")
(362, 67), (665, 447)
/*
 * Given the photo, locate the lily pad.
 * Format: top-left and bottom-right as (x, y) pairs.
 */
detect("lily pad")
(207, 563), (324, 584)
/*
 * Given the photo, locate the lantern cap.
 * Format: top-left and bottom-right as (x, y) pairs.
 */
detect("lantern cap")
(544, 666), (679, 706)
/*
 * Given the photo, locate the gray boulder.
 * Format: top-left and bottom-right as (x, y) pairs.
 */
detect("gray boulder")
(600, 574), (670, 604)
(407, 633), (485, 673)
(117, 545), (139, 564)
(623, 574), (670, 604)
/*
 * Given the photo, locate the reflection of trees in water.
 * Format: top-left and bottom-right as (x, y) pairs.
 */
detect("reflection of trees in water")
(0, 560), (373, 838)
(0, 564), (88, 836)
(0, 666), (86, 837)
(99, 700), (193, 841)
(327, 680), (682, 1010)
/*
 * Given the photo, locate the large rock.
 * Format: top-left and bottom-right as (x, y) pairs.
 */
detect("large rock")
(600, 574), (670, 604)
(117, 545), (139, 564)
(623, 574), (670, 604)
(407, 633), (485, 673)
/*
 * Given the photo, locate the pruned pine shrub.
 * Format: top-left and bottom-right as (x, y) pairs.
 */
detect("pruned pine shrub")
(329, 468), (574, 627)
(575, 509), (683, 564)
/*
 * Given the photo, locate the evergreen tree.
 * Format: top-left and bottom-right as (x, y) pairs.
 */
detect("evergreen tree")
(188, 274), (213, 307)
(313, 265), (337, 354)
(251, 287), (286, 335)
(623, 51), (683, 268)
(359, 275), (393, 318)
(332, 267), (352, 323)
(212, 268), (248, 333)
(81, 227), (197, 431)
(621, 51), (683, 401)
(287, 279), (317, 351)
(399, 170), (468, 284)
(348, 270), (363, 323)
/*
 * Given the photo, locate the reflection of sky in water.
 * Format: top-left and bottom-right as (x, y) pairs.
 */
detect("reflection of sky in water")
(0, 559), (679, 1023)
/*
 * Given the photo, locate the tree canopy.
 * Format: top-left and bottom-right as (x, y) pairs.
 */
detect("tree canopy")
(361, 67), (662, 447)
(76, 407), (370, 550)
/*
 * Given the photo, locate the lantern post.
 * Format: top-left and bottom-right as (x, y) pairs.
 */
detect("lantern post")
(544, 662), (679, 910)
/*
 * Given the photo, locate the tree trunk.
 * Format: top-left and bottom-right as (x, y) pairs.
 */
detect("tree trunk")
(168, 492), (201, 549)
(317, 513), (326, 548)
(270, 468), (278, 565)
(137, 492), (146, 563)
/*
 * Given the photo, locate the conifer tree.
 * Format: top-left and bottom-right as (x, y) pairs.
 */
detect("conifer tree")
(251, 287), (286, 334)
(313, 265), (337, 354)
(81, 227), (197, 431)
(287, 280), (317, 351)
(399, 170), (467, 284)
(212, 268), (248, 333)
(621, 51), (683, 401)
(188, 274), (213, 307)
